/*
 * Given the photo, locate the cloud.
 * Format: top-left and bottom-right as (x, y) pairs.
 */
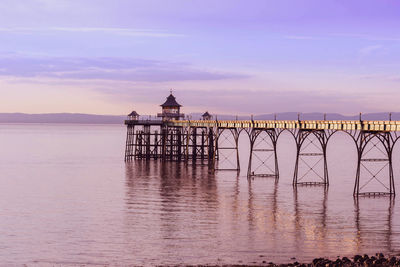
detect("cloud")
(336, 34), (400, 42)
(284, 35), (323, 40)
(359, 45), (383, 55)
(326, 33), (400, 42)
(0, 27), (182, 37)
(94, 81), (366, 115)
(0, 55), (248, 82)
(359, 73), (400, 82)
(284, 33), (400, 42)
(178, 89), (365, 114)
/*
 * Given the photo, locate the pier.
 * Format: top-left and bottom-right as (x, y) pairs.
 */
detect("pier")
(125, 93), (400, 197)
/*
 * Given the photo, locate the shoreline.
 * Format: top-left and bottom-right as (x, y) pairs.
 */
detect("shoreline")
(194, 253), (400, 266)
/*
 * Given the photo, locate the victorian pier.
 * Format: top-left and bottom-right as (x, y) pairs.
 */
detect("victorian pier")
(125, 92), (400, 197)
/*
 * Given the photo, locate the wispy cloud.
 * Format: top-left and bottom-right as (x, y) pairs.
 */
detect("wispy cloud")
(359, 73), (400, 82)
(0, 55), (248, 82)
(284, 33), (400, 42)
(330, 33), (400, 42)
(0, 27), (183, 37)
(359, 45), (383, 55)
(284, 35), (324, 40)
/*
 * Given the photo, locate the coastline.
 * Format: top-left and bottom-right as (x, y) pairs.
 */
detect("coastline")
(204, 254), (400, 266)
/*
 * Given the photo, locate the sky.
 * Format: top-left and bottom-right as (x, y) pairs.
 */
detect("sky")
(0, 0), (399, 115)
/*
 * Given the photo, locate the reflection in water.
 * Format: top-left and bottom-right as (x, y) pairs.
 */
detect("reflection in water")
(123, 161), (400, 265)
(247, 177), (255, 231)
(293, 185), (328, 257)
(354, 196), (395, 254)
(249, 177), (280, 251)
(246, 178), (279, 232)
(124, 161), (219, 265)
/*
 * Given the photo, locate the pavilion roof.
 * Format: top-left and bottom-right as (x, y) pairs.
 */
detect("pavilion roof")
(161, 93), (182, 107)
(128, 111), (139, 116)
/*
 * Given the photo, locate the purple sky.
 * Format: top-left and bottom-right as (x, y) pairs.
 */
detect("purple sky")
(0, 0), (399, 115)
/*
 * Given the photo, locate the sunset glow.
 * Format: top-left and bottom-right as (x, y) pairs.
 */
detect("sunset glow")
(0, 0), (399, 115)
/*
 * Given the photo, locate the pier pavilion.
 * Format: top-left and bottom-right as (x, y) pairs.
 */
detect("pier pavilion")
(157, 91), (184, 121)
(125, 92), (400, 197)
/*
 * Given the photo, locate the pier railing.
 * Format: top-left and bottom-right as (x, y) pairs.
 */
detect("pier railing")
(125, 119), (163, 125)
(170, 119), (400, 132)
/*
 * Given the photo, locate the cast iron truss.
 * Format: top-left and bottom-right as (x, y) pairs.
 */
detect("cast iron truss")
(246, 128), (282, 179)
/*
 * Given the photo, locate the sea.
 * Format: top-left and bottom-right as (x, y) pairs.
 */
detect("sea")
(0, 123), (399, 266)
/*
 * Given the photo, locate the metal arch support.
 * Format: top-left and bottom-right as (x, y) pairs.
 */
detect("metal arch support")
(214, 127), (241, 171)
(353, 130), (397, 196)
(247, 128), (282, 179)
(292, 129), (333, 186)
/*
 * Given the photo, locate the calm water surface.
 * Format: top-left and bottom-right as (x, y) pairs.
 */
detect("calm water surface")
(0, 124), (399, 266)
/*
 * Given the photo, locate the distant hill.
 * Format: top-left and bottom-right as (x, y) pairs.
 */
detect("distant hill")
(0, 112), (397, 124)
(0, 113), (126, 124)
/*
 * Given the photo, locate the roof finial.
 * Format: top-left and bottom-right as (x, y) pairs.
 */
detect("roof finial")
(170, 88), (173, 94)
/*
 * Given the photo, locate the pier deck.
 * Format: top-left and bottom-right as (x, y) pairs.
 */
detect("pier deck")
(171, 119), (400, 132)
